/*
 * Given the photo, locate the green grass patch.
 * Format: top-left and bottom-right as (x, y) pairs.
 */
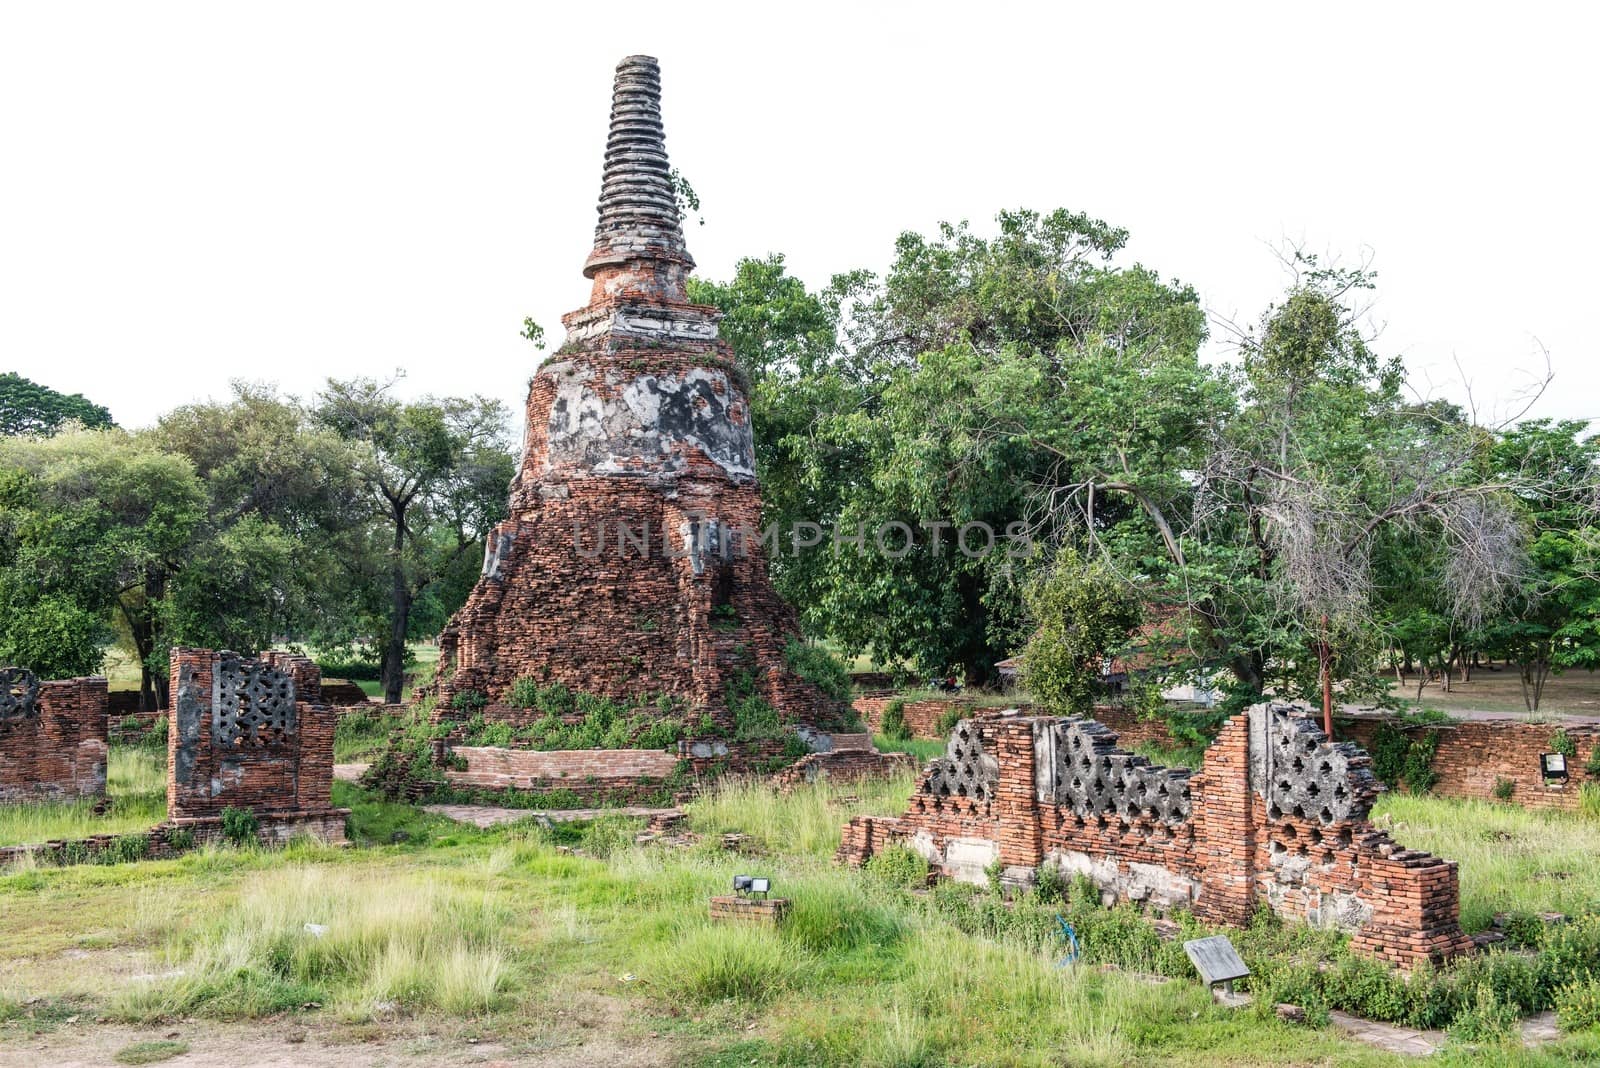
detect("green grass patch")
(872, 733), (944, 762)
(114, 1039), (189, 1065)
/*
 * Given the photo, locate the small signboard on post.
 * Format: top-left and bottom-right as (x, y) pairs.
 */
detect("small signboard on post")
(1183, 935), (1250, 994)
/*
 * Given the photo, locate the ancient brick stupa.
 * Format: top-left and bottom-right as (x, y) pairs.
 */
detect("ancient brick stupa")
(433, 56), (841, 731)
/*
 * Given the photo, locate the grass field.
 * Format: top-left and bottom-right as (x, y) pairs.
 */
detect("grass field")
(4, 770), (1600, 1064)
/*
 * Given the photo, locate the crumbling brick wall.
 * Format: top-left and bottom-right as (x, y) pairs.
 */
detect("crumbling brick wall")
(771, 748), (916, 792)
(854, 693), (1182, 749)
(839, 704), (1472, 968)
(167, 649), (340, 831)
(1340, 715), (1600, 813)
(0, 669), (108, 802)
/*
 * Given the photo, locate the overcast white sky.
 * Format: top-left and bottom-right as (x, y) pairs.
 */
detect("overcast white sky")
(2, 2), (1595, 435)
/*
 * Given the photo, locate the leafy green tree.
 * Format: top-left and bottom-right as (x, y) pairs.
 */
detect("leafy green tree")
(314, 377), (514, 703)
(0, 429), (204, 682)
(150, 384), (367, 664)
(801, 210), (1206, 682)
(1476, 420), (1600, 710)
(1021, 547), (1143, 713)
(0, 372), (114, 436)
(689, 255), (873, 618)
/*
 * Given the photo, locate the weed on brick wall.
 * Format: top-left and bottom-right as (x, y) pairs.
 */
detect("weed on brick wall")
(476, 680), (688, 751)
(1370, 711), (1446, 794)
(879, 699), (911, 743)
(219, 807), (260, 847)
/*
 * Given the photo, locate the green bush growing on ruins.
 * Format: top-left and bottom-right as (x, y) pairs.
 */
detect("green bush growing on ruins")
(864, 844), (929, 889)
(449, 689), (487, 713)
(1493, 776), (1516, 801)
(101, 834), (150, 865)
(783, 638), (851, 703)
(933, 703), (965, 738)
(879, 698), (911, 742)
(1587, 746), (1600, 778)
(1370, 718), (1441, 794)
(219, 806), (260, 847)
(1551, 728), (1578, 759)
(460, 685), (687, 751)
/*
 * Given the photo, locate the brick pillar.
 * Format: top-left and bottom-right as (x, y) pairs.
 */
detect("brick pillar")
(1194, 713), (1258, 926)
(993, 719), (1043, 872)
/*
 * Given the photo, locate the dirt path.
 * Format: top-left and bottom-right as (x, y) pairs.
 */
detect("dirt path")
(2, 1009), (680, 1067)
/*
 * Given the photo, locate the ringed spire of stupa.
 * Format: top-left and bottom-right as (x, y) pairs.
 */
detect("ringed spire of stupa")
(583, 55), (693, 285)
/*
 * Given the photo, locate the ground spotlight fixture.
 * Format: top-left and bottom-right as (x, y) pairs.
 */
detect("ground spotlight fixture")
(1540, 753), (1568, 782)
(733, 875), (771, 899)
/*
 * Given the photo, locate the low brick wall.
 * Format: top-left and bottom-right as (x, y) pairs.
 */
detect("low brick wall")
(448, 746), (679, 789)
(853, 694), (976, 739)
(854, 693), (1179, 749)
(709, 895), (791, 925)
(772, 748), (916, 792)
(0, 808), (348, 868)
(1338, 715), (1600, 813)
(840, 706), (1473, 969)
(1, 675), (109, 802)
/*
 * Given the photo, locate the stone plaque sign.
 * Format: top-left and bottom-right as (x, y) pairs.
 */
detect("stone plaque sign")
(1183, 935), (1250, 986)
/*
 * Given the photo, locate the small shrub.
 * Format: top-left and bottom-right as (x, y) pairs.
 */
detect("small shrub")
(1580, 783), (1600, 821)
(1555, 972), (1600, 1033)
(1499, 911), (1545, 949)
(219, 806), (260, 847)
(505, 676), (541, 708)
(865, 844), (928, 889)
(1492, 777), (1515, 801)
(1449, 981), (1521, 1043)
(449, 689), (488, 713)
(783, 639), (852, 703)
(102, 834), (149, 865)
(732, 694), (782, 741)
(165, 828), (196, 854)
(1371, 720), (1441, 794)
(1550, 729), (1578, 759)
(933, 704), (964, 738)
(879, 699), (911, 742)
(1586, 746), (1600, 778)
(1033, 862), (1066, 905)
(579, 815), (641, 858)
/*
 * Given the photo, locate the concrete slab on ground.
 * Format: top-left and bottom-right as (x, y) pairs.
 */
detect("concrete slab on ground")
(422, 804), (681, 828)
(1329, 1011), (1444, 1056)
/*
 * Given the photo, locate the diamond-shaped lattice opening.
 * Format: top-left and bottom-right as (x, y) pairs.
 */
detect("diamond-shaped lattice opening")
(214, 660), (296, 746)
(0, 667), (40, 723)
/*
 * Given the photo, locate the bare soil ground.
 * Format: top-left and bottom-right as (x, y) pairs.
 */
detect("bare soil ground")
(1, 997), (678, 1068)
(1389, 666), (1600, 718)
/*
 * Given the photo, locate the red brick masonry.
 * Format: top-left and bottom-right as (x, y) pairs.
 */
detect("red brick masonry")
(0, 673), (108, 802)
(167, 648), (345, 843)
(839, 705), (1472, 968)
(1339, 714), (1600, 813)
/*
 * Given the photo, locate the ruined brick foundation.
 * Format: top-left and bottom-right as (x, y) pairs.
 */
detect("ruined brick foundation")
(431, 55), (842, 739)
(838, 704), (1473, 968)
(0, 669), (108, 802)
(167, 648), (346, 844)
